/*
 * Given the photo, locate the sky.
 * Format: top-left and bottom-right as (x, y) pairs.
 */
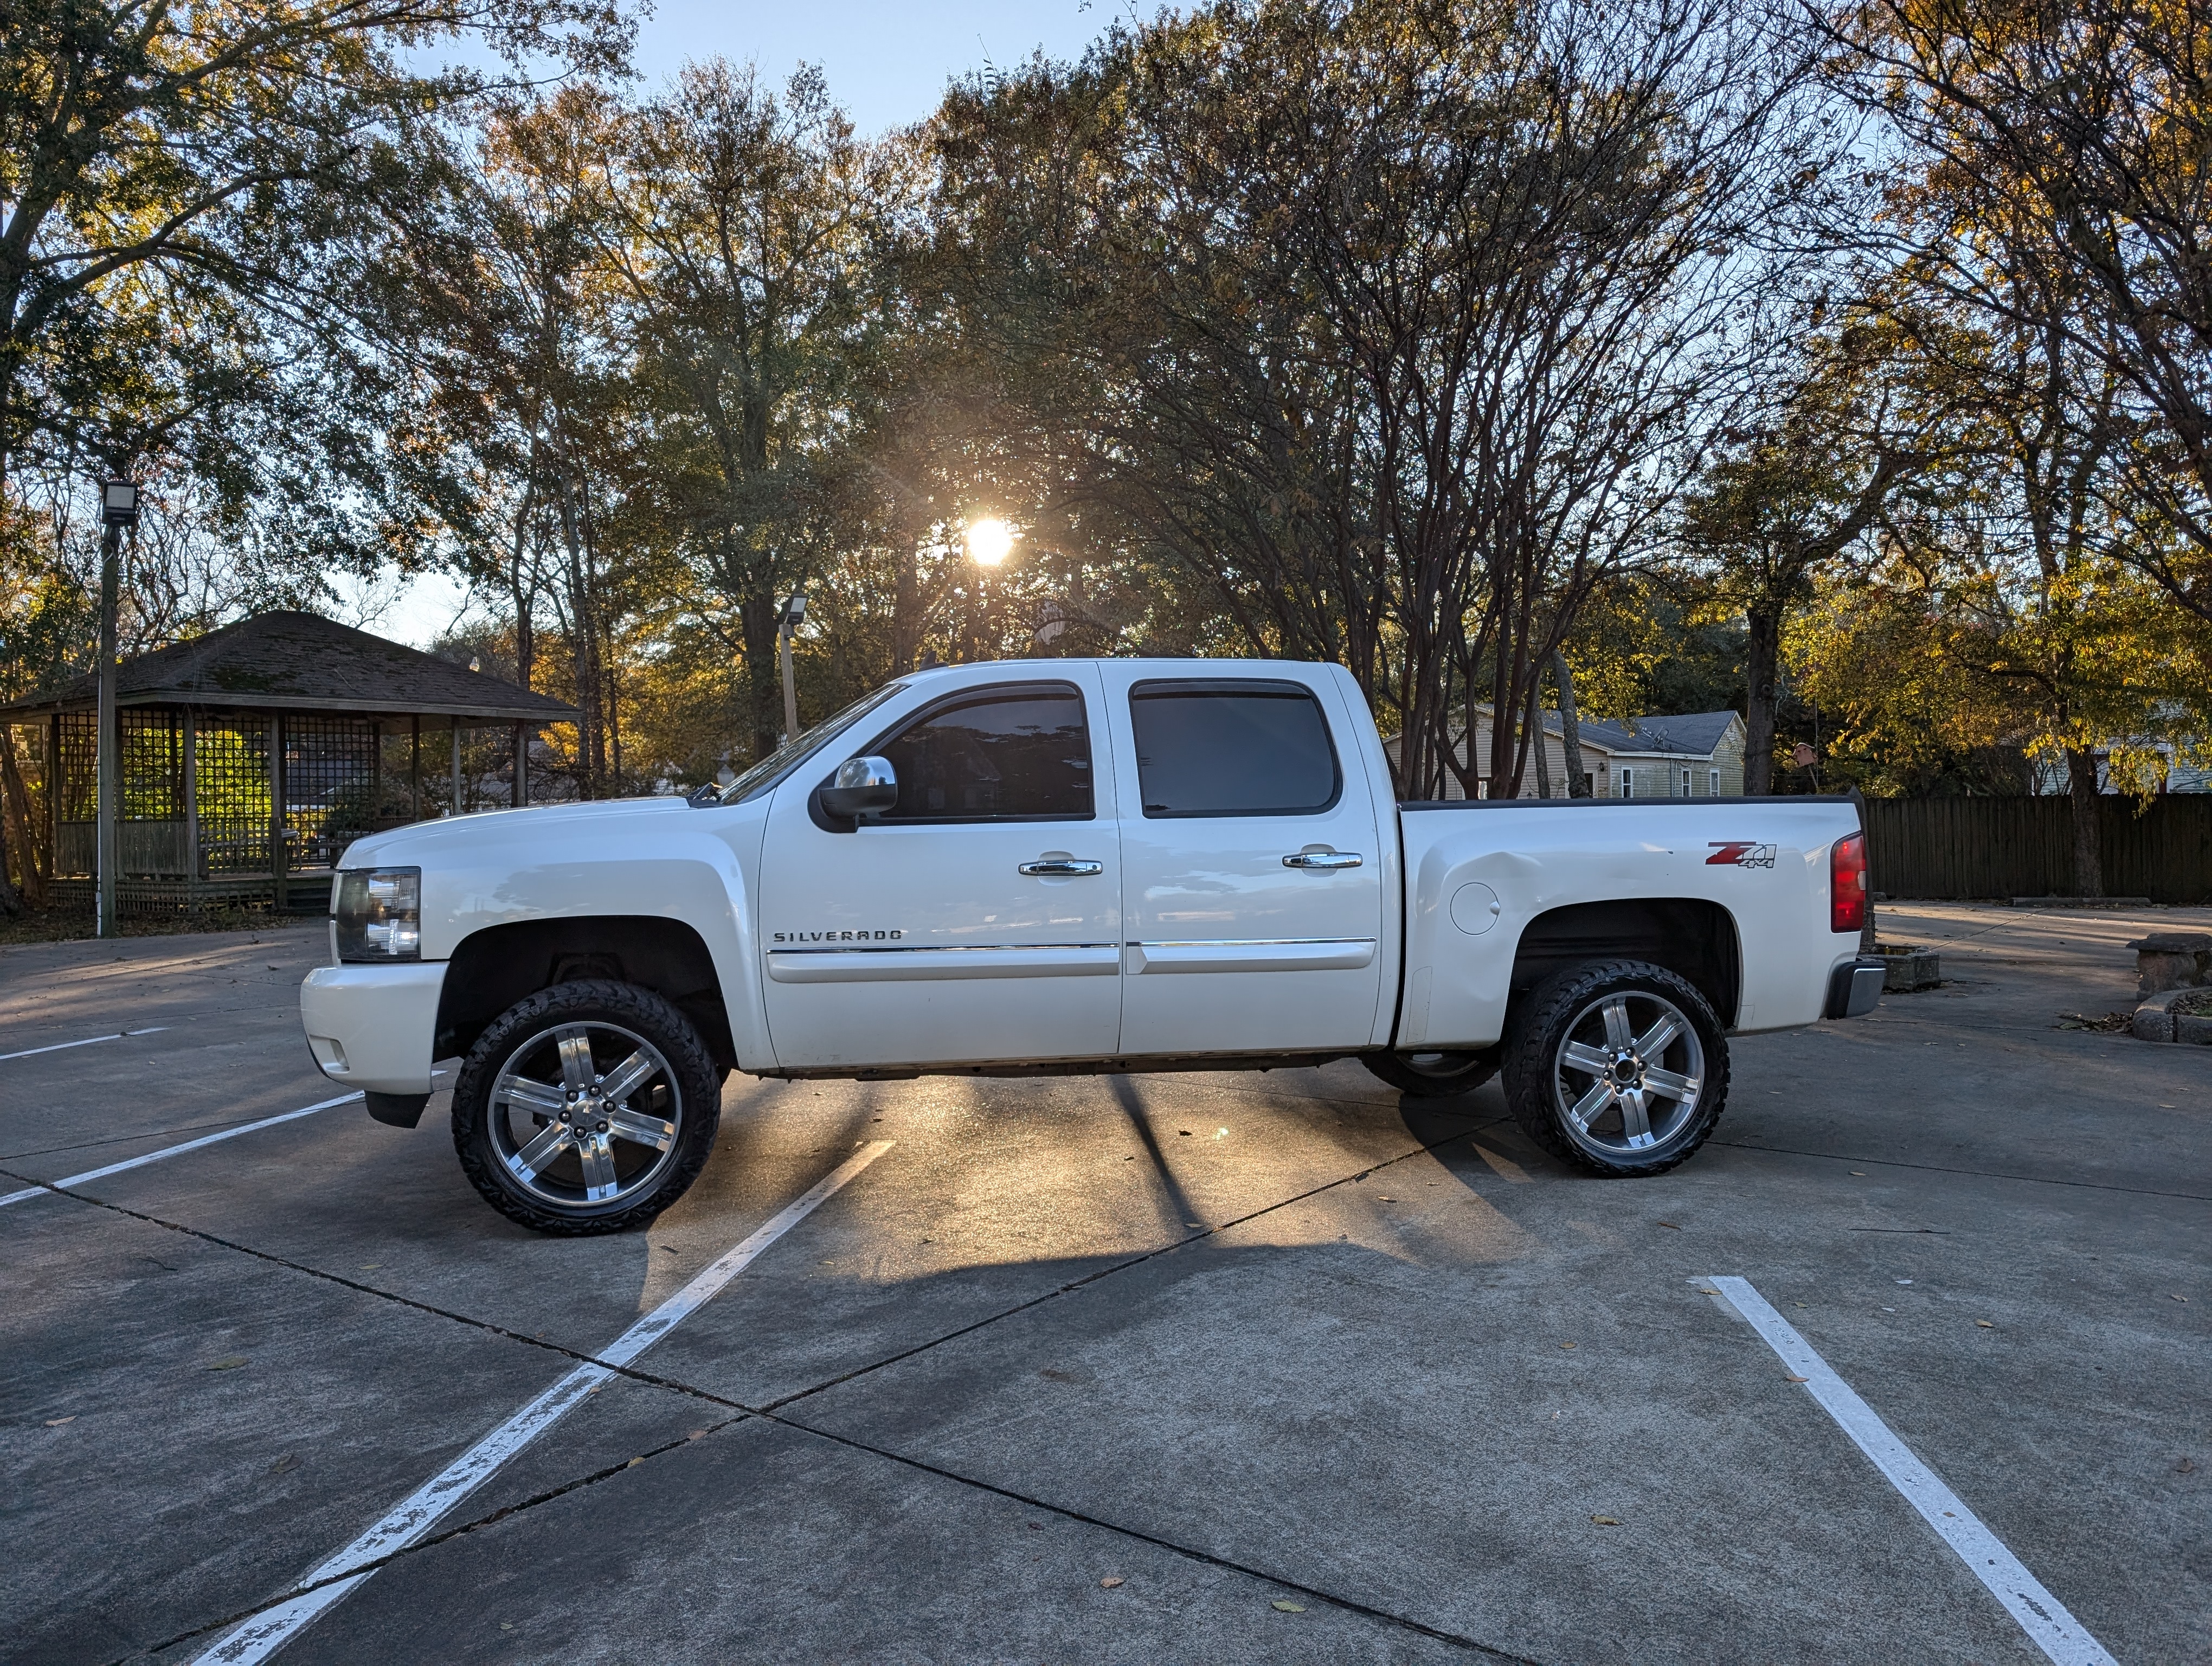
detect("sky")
(372, 0), (1117, 648)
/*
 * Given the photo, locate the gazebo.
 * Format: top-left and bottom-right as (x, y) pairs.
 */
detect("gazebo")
(0, 610), (576, 914)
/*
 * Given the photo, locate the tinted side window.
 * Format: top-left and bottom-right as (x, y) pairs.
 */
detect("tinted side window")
(874, 685), (1093, 821)
(1129, 681), (1340, 817)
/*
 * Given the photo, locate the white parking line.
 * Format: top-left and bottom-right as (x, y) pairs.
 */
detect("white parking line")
(196, 1139), (895, 1665)
(1701, 1274), (2115, 1666)
(0, 1026), (170, 1062)
(0, 1093), (362, 1209)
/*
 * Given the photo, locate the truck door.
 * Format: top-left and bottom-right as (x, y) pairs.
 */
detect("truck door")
(757, 669), (1123, 1069)
(1104, 669), (1386, 1056)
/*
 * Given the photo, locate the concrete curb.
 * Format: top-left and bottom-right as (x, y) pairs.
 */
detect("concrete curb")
(2132, 989), (2212, 1043)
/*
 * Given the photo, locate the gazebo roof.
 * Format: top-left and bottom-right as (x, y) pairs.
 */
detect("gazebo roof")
(0, 610), (576, 723)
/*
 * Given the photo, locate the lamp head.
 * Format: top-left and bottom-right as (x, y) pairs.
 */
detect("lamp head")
(101, 478), (139, 529)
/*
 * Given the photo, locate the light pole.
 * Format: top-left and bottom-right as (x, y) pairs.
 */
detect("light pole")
(95, 476), (139, 938)
(776, 594), (806, 742)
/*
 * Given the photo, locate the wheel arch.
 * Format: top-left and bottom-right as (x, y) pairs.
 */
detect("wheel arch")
(1506, 898), (1741, 1027)
(434, 915), (738, 1072)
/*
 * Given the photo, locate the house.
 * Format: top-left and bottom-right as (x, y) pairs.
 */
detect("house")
(1410, 705), (1748, 799)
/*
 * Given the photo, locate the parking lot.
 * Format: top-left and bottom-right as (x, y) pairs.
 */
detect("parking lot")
(3, 902), (2205, 1665)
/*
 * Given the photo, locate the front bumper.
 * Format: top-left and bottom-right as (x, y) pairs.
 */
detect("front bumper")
(1823, 957), (1886, 1020)
(300, 961), (448, 1095)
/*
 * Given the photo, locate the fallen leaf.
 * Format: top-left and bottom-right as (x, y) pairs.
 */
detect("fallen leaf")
(1657, 1221), (1681, 1229)
(358, 1263), (380, 1270)
(626, 1457), (644, 1468)
(1271, 1600), (1306, 1613)
(687, 1430), (708, 1440)
(1895, 1278), (1913, 1285)
(206, 1356), (248, 1371)
(44, 1416), (75, 1427)
(1785, 1373), (1810, 1383)
(2178, 1458), (2197, 1474)
(268, 1453), (300, 1475)
(1976, 1320), (1994, 1328)
(1560, 1342), (1577, 1350)
(500, 1622), (515, 1631)
(2174, 1295), (2189, 1303)
(1099, 1576), (1124, 1588)
(1591, 1515), (1622, 1526)
(1850, 1171), (1867, 1176)
(1178, 1130), (1192, 1136)
(1377, 1196), (1396, 1202)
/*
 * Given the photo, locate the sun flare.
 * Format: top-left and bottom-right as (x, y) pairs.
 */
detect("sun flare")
(966, 517), (1014, 566)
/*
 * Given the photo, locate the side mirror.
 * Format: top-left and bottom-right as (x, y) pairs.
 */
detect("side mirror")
(819, 755), (898, 822)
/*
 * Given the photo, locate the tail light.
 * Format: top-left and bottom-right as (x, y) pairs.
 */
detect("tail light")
(1830, 832), (1867, 934)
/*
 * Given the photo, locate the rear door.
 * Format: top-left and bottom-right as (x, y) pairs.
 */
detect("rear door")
(757, 668), (1123, 1068)
(1102, 667), (1387, 1056)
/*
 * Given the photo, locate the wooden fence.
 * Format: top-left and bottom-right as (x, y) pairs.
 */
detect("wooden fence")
(1861, 796), (2212, 903)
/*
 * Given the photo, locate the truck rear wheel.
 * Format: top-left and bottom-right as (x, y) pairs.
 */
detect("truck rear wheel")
(1501, 960), (1728, 1176)
(452, 979), (721, 1235)
(1361, 1048), (1499, 1098)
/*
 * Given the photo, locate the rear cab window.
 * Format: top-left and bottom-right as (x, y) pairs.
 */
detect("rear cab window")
(1127, 679), (1341, 817)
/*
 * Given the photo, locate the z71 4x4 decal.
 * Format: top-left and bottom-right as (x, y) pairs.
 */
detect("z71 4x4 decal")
(1707, 841), (1777, 868)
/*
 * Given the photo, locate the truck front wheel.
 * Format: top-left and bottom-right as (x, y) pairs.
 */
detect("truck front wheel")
(452, 979), (721, 1235)
(1501, 960), (1728, 1176)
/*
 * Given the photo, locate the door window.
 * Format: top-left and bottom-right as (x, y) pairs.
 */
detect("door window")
(1128, 680), (1339, 817)
(868, 683), (1092, 822)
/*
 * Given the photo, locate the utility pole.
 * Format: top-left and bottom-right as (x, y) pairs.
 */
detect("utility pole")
(95, 476), (140, 938)
(776, 594), (806, 742)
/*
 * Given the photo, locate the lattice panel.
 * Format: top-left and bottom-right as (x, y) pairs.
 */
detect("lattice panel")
(196, 720), (273, 876)
(284, 715), (378, 870)
(121, 710), (183, 821)
(55, 712), (95, 823)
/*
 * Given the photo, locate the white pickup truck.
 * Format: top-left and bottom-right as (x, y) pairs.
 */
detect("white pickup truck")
(301, 658), (1883, 1233)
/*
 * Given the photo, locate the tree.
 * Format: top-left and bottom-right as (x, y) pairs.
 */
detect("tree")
(1832, 0), (2212, 625)
(937, 0), (1838, 797)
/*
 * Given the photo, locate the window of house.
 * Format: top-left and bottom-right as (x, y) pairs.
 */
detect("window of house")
(869, 683), (1093, 822)
(1128, 680), (1341, 817)
(1681, 767), (1692, 797)
(1620, 768), (1635, 799)
(1709, 768), (1721, 796)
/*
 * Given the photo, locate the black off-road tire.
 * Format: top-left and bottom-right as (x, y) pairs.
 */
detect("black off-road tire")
(453, 979), (721, 1235)
(1360, 1048), (1500, 1099)
(1501, 959), (1729, 1177)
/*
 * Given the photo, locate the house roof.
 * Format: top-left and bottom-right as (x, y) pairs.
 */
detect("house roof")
(0, 610), (577, 723)
(1568, 710), (1742, 760)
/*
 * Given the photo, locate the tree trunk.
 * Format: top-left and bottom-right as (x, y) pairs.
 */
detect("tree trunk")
(1744, 603), (1782, 796)
(1528, 677), (1551, 799)
(891, 541), (922, 675)
(741, 587), (781, 762)
(2065, 747), (2104, 898)
(1552, 653), (1590, 798)
(0, 723), (43, 906)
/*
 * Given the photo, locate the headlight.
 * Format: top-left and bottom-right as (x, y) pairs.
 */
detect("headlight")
(335, 867), (422, 962)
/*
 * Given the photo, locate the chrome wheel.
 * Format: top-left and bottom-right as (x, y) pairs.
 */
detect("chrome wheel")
(1550, 989), (1705, 1162)
(487, 1021), (683, 1209)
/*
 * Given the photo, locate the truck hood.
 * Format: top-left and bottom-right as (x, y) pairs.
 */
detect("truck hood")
(340, 796), (693, 870)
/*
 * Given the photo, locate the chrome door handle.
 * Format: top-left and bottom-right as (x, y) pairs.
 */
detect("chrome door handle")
(1282, 851), (1362, 869)
(1019, 858), (1104, 876)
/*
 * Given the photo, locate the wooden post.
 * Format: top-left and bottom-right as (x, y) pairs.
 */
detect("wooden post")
(48, 713), (59, 882)
(410, 714), (421, 821)
(269, 713), (287, 913)
(512, 721), (526, 808)
(183, 708), (199, 900)
(449, 723), (462, 816)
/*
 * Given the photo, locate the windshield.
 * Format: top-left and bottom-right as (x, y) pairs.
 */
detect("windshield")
(709, 682), (909, 806)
